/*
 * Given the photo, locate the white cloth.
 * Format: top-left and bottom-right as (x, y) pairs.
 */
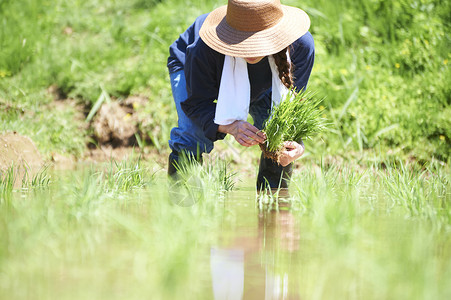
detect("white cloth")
(214, 55), (290, 126)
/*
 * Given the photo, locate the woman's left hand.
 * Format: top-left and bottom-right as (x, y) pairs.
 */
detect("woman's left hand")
(278, 141), (305, 167)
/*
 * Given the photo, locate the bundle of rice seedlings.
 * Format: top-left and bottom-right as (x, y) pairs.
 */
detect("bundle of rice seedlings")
(259, 90), (326, 163)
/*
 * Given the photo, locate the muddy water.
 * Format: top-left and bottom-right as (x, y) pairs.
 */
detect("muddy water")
(207, 189), (303, 300)
(186, 187), (451, 300)
(2, 169), (449, 300)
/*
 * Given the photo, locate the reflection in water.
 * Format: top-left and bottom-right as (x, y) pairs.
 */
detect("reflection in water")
(210, 201), (301, 300)
(211, 248), (244, 300)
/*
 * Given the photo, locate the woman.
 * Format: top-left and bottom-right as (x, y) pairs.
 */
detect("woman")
(167, 0), (314, 190)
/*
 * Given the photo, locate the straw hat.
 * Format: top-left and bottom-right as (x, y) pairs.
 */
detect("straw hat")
(199, 0), (310, 58)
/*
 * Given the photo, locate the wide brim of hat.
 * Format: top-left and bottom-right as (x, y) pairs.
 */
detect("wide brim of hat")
(199, 5), (310, 58)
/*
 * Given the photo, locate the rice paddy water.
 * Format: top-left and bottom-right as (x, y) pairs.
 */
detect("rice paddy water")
(1, 159), (450, 299)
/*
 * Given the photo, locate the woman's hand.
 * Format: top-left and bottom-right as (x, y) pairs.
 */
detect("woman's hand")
(218, 120), (266, 147)
(278, 141), (305, 167)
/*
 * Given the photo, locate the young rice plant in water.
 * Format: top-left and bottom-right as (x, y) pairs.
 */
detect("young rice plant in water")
(260, 91), (326, 162)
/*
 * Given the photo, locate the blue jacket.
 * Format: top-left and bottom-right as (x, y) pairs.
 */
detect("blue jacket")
(167, 14), (315, 142)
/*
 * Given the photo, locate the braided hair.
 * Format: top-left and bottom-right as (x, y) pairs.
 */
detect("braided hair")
(272, 47), (293, 89)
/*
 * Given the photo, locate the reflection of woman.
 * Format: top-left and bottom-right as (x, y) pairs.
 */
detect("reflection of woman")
(167, 0), (314, 190)
(210, 203), (301, 299)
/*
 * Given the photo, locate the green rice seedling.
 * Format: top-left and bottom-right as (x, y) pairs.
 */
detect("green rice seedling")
(206, 158), (237, 192)
(20, 166), (49, 190)
(63, 169), (107, 215)
(103, 157), (155, 193)
(30, 165), (51, 189)
(202, 158), (237, 194)
(0, 166), (16, 205)
(167, 152), (207, 206)
(219, 169), (236, 192)
(169, 152), (237, 206)
(380, 161), (451, 229)
(260, 90), (326, 162)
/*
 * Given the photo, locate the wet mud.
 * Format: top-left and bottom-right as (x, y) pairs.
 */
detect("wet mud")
(0, 132), (43, 170)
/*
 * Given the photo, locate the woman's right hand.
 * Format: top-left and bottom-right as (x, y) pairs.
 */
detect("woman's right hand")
(218, 120), (266, 147)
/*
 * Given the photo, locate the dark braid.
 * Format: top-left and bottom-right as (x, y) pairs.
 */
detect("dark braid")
(272, 47), (293, 89)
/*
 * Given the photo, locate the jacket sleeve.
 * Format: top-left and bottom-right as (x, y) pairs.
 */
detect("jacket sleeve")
(290, 31), (315, 92)
(181, 38), (226, 142)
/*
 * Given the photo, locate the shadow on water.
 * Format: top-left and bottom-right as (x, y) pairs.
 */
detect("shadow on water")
(210, 190), (302, 300)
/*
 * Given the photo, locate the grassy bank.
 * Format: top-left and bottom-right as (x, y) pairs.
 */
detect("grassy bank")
(0, 0), (449, 162)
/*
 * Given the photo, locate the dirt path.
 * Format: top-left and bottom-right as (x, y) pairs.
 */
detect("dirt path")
(0, 132), (43, 171)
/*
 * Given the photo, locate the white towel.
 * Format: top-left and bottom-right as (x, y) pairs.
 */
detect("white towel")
(214, 55), (290, 126)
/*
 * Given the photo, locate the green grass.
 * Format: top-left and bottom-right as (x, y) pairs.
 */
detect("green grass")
(0, 0), (449, 161)
(296, 0), (451, 161)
